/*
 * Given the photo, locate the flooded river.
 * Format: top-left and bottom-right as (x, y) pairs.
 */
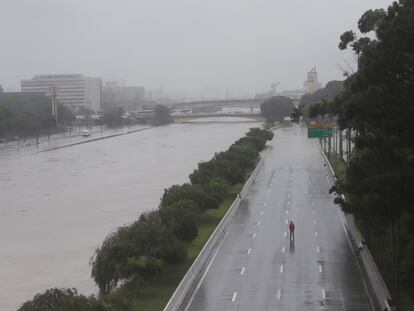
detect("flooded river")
(0, 118), (259, 310)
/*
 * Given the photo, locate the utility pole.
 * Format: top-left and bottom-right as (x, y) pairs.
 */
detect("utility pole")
(50, 86), (58, 126)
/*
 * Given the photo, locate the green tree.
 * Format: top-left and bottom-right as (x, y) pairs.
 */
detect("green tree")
(153, 105), (173, 126)
(91, 211), (186, 295)
(260, 96), (294, 123)
(16, 112), (41, 138)
(290, 104), (304, 123)
(300, 81), (344, 107)
(160, 184), (218, 211)
(0, 106), (15, 137)
(18, 288), (110, 311)
(103, 107), (124, 127)
(333, 1), (414, 308)
(200, 177), (231, 204)
(159, 199), (199, 242)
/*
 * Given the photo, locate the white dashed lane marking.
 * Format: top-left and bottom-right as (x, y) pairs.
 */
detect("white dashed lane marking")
(232, 292), (238, 302)
(276, 289), (282, 300)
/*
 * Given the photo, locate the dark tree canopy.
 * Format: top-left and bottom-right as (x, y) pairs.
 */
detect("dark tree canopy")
(332, 1), (414, 307)
(260, 96), (294, 123)
(153, 105), (173, 126)
(17, 288), (110, 311)
(103, 107), (125, 128)
(300, 80), (344, 107)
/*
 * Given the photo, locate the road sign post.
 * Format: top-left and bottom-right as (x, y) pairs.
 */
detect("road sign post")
(307, 124), (333, 138)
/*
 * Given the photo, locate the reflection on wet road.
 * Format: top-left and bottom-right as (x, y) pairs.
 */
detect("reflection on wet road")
(187, 125), (371, 311)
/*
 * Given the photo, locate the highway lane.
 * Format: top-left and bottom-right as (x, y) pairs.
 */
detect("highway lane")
(187, 125), (371, 311)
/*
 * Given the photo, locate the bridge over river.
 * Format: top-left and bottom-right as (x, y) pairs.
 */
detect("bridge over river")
(173, 112), (263, 122)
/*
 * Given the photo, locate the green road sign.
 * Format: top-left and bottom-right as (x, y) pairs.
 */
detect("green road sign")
(308, 127), (332, 138)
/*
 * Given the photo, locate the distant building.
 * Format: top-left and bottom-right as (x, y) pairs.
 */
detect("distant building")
(21, 74), (102, 112)
(103, 79), (126, 88)
(102, 85), (145, 111)
(304, 67), (322, 94)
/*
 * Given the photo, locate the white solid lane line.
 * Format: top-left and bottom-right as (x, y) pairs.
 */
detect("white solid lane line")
(322, 289), (327, 299)
(280, 265), (284, 273)
(232, 292), (238, 302)
(319, 265), (323, 273)
(240, 267), (245, 275)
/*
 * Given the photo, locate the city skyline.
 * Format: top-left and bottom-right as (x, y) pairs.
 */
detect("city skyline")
(1, 0), (393, 98)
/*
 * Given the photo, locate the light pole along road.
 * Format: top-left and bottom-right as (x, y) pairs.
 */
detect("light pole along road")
(187, 125), (371, 311)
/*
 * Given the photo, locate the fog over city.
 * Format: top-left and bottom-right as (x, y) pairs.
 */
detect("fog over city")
(1, 0), (392, 98)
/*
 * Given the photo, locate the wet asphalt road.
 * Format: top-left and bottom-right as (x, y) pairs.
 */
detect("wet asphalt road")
(187, 125), (371, 311)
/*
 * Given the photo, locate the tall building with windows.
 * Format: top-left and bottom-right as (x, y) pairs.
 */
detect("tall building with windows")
(21, 74), (102, 111)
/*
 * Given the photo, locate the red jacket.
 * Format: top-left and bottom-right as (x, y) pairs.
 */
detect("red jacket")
(289, 222), (295, 232)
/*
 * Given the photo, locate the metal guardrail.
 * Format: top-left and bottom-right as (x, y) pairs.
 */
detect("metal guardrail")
(320, 148), (394, 311)
(163, 157), (265, 311)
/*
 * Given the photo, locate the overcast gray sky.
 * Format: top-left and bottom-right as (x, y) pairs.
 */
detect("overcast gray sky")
(0, 0), (393, 98)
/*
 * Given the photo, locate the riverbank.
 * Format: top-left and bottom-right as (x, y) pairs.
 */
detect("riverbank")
(0, 124), (152, 154)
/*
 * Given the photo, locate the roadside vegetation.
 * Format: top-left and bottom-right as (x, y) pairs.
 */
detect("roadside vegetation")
(260, 96), (294, 124)
(18, 127), (273, 311)
(0, 97), (75, 140)
(308, 2), (414, 309)
(0, 91), (173, 141)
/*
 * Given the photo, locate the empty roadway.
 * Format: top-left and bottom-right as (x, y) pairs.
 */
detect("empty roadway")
(187, 125), (371, 311)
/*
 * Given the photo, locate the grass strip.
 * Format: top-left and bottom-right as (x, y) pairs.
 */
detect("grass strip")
(326, 152), (346, 182)
(132, 187), (241, 311)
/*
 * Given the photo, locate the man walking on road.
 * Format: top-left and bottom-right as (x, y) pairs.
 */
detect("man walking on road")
(289, 220), (295, 243)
